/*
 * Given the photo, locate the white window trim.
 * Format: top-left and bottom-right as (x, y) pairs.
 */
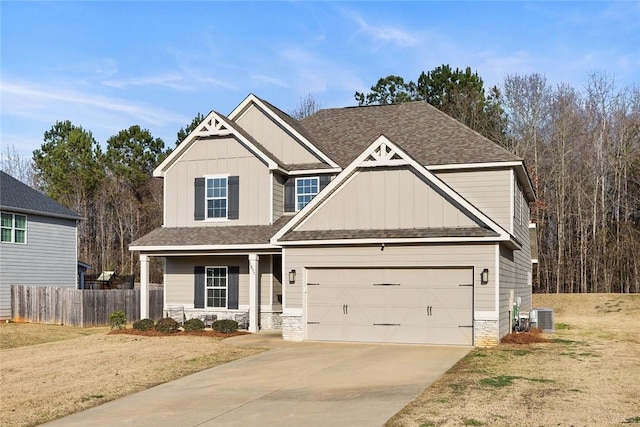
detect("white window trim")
(1, 212), (27, 244)
(205, 266), (228, 309)
(295, 176), (319, 212)
(204, 174), (229, 221)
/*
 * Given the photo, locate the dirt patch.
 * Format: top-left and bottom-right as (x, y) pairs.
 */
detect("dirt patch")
(386, 293), (640, 427)
(0, 325), (266, 427)
(109, 328), (249, 338)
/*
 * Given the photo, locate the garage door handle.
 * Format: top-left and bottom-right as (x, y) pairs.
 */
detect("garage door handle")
(458, 325), (473, 328)
(343, 304), (348, 314)
(307, 322), (320, 324)
(373, 283), (401, 286)
(373, 323), (401, 326)
(459, 284), (473, 287)
(427, 305), (432, 316)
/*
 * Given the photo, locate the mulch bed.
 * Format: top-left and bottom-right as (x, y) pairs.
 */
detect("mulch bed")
(109, 328), (249, 338)
(500, 328), (550, 344)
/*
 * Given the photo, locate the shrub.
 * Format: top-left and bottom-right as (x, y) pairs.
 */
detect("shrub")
(155, 317), (179, 334)
(109, 311), (127, 330)
(133, 318), (155, 331)
(184, 318), (205, 332)
(212, 319), (238, 334)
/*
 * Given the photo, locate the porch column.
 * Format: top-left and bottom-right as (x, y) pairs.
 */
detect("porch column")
(248, 253), (260, 333)
(140, 254), (149, 319)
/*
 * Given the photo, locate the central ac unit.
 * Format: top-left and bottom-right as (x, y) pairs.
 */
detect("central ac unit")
(530, 308), (554, 332)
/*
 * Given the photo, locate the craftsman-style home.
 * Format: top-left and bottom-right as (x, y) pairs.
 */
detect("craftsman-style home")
(130, 94), (535, 346)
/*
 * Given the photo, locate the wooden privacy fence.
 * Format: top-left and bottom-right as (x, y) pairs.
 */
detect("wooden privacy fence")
(11, 285), (163, 327)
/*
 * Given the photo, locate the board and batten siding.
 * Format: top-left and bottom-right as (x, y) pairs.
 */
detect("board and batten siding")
(0, 214), (77, 319)
(434, 168), (512, 232)
(297, 168), (479, 232)
(272, 173), (285, 221)
(283, 244), (496, 312)
(234, 104), (319, 165)
(164, 136), (271, 227)
(498, 176), (532, 338)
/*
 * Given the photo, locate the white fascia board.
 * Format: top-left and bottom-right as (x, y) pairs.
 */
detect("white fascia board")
(286, 168), (342, 176)
(277, 235), (507, 246)
(427, 161), (522, 170)
(129, 243), (280, 252)
(228, 94), (339, 169)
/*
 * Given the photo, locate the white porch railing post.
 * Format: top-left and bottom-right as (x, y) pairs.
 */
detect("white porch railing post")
(140, 254), (149, 319)
(248, 254), (260, 333)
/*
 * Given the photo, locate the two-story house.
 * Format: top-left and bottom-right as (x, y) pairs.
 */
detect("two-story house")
(0, 171), (83, 320)
(130, 94), (535, 346)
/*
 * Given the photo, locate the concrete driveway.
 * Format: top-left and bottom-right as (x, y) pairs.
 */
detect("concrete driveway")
(43, 331), (470, 427)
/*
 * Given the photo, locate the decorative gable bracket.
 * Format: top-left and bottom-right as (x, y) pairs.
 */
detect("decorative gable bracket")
(193, 116), (230, 136)
(359, 137), (409, 168)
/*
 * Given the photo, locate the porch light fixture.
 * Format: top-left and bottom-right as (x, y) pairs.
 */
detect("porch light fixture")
(481, 269), (489, 285)
(289, 269), (296, 284)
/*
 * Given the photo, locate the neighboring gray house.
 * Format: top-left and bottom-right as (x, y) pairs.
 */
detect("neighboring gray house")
(0, 171), (82, 319)
(131, 94), (535, 346)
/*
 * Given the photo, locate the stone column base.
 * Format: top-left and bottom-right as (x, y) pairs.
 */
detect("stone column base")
(474, 320), (499, 347)
(260, 311), (282, 330)
(281, 314), (303, 341)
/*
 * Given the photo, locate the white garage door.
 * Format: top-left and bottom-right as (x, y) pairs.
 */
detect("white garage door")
(306, 268), (473, 345)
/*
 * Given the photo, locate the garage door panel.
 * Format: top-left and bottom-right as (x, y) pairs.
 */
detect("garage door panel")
(429, 326), (473, 346)
(306, 268), (473, 345)
(385, 306), (428, 326)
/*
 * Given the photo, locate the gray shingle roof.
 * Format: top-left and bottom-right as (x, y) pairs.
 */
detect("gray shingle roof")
(0, 171), (82, 220)
(280, 227), (498, 241)
(299, 101), (521, 168)
(130, 216), (293, 248)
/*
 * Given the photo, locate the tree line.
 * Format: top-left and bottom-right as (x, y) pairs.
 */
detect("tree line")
(2, 68), (638, 292)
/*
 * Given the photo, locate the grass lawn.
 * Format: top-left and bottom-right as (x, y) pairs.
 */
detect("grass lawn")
(386, 293), (640, 426)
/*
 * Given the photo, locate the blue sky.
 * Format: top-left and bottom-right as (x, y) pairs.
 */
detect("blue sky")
(2, 1), (639, 159)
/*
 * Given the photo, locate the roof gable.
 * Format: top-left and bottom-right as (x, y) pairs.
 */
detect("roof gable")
(154, 110), (281, 177)
(272, 135), (511, 245)
(229, 94), (339, 169)
(0, 171), (81, 220)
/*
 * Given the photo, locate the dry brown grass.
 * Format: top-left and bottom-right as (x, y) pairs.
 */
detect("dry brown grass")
(0, 324), (265, 427)
(386, 293), (640, 427)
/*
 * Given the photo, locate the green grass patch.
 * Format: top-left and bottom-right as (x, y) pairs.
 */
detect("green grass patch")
(463, 418), (484, 426)
(480, 375), (554, 388)
(419, 423), (436, 427)
(623, 416), (640, 424)
(449, 383), (467, 392)
(480, 375), (523, 388)
(80, 394), (105, 402)
(552, 338), (580, 345)
(505, 349), (533, 356)
(555, 322), (571, 330)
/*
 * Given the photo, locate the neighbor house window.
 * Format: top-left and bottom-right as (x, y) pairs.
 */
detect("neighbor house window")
(296, 177), (319, 211)
(1, 212), (26, 244)
(206, 267), (228, 308)
(206, 177), (227, 219)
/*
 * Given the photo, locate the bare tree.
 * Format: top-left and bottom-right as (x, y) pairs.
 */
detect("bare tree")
(1, 144), (35, 186)
(290, 93), (321, 120)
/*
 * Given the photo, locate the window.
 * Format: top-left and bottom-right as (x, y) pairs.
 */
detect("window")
(295, 177), (319, 211)
(206, 267), (228, 308)
(206, 177), (227, 219)
(1, 212), (26, 244)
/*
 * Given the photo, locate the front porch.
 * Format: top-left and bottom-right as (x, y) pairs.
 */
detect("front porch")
(138, 252), (283, 333)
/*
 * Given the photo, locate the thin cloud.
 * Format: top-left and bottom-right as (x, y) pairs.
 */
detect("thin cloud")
(251, 74), (291, 88)
(102, 73), (190, 90)
(1, 80), (189, 126)
(347, 11), (418, 47)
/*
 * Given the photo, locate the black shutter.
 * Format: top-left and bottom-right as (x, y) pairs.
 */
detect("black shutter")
(194, 177), (205, 220)
(319, 175), (331, 190)
(228, 176), (239, 220)
(194, 266), (205, 308)
(284, 177), (295, 212)
(228, 266), (239, 309)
